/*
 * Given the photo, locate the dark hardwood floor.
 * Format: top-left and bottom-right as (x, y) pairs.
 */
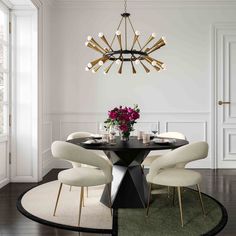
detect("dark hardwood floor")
(0, 169), (235, 236)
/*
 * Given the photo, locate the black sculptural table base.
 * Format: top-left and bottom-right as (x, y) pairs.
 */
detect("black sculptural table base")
(100, 150), (150, 209)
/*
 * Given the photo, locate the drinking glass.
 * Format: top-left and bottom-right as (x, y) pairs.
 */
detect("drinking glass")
(150, 123), (158, 137)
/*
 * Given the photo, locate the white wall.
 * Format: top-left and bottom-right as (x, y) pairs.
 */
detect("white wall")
(42, 0), (236, 174)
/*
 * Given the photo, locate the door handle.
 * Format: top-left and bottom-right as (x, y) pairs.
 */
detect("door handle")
(218, 101), (231, 105)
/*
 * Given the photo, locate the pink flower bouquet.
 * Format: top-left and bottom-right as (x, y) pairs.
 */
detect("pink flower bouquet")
(104, 104), (140, 140)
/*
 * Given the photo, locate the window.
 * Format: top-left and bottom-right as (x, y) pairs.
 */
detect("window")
(0, 3), (9, 135)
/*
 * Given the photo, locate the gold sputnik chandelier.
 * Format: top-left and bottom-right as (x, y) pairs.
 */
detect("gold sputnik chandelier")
(85, 0), (166, 74)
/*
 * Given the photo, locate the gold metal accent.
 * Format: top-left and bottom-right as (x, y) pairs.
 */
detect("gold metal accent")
(143, 57), (160, 71)
(141, 34), (155, 51)
(196, 184), (206, 216)
(146, 183), (152, 217)
(131, 60), (136, 74)
(118, 58), (124, 74)
(218, 101), (231, 105)
(127, 17), (142, 49)
(89, 37), (106, 53)
(131, 34), (139, 50)
(88, 56), (105, 68)
(147, 37), (166, 54)
(86, 41), (104, 54)
(92, 65), (102, 73)
(69, 186), (72, 192)
(53, 183), (63, 216)
(78, 187), (84, 226)
(177, 187), (184, 227)
(110, 17), (124, 47)
(104, 61), (115, 74)
(140, 61), (150, 73)
(100, 35), (113, 51)
(117, 34), (123, 51)
(86, 186), (89, 197)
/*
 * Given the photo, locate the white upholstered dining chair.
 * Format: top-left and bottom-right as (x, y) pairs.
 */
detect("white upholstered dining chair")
(51, 141), (113, 226)
(146, 141), (209, 227)
(142, 132), (187, 167)
(67, 131), (108, 195)
(66, 131), (93, 168)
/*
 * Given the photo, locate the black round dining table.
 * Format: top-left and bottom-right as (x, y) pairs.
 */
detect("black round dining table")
(68, 136), (189, 209)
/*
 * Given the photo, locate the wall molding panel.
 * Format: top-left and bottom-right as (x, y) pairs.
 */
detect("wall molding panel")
(42, 111), (212, 176)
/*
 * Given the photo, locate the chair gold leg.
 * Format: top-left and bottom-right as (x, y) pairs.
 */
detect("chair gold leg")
(172, 187), (175, 206)
(53, 183), (63, 216)
(196, 184), (206, 216)
(82, 188), (85, 207)
(69, 186), (72, 192)
(177, 187), (184, 227)
(78, 187), (84, 226)
(146, 183), (152, 217)
(86, 186), (89, 197)
(106, 183), (112, 216)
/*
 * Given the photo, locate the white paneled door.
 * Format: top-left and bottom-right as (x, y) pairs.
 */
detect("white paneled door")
(214, 24), (236, 168)
(0, 2), (9, 188)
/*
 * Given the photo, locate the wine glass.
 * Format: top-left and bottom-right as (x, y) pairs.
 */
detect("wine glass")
(150, 123), (158, 137)
(99, 122), (106, 135)
(109, 126), (116, 141)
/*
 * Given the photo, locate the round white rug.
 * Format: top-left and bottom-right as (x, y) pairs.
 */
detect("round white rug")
(18, 180), (113, 233)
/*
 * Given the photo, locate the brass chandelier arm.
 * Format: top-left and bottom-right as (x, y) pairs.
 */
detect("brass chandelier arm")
(118, 58), (124, 74)
(127, 17), (142, 50)
(85, 41), (105, 54)
(131, 34), (140, 50)
(104, 60), (116, 74)
(146, 56), (164, 69)
(147, 37), (166, 54)
(89, 37), (107, 54)
(141, 34), (156, 51)
(99, 34), (113, 51)
(116, 33), (123, 51)
(92, 64), (102, 73)
(88, 56), (106, 68)
(130, 60), (136, 74)
(110, 17), (124, 47)
(144, 57), (160, 71)
(140, 61), (150, 73)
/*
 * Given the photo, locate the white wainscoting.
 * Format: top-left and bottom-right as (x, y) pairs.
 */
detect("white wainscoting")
(42, 111), (211, 176)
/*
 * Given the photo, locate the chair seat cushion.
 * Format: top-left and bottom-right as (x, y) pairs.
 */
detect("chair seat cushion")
(58, 167), (111, 187)
(151, 169), (202, 187)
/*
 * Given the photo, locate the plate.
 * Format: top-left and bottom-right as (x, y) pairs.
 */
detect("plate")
(153, 138), (175, 144)
(81, 140), (104, 145)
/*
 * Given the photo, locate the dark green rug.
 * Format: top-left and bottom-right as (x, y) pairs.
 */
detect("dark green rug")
(118, 188), (227, 236)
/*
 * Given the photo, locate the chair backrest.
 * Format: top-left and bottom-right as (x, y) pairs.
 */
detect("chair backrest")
(51, 141), (112, 182)
(67, 132), (92, 141)
(148, 141), (208, 181)
(158, 132), (186, 140)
